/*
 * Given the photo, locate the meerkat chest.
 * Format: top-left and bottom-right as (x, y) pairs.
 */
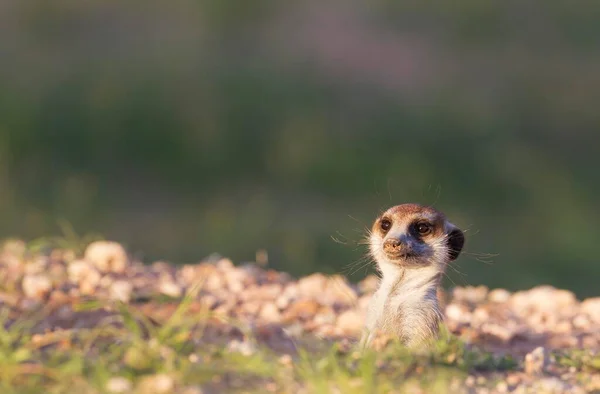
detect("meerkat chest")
(377, 268), (441, 331)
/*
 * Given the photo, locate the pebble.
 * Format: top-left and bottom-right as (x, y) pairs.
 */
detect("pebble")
(137, 374), (176, 394)
(216, 258), (234, 271)
(21, 274), (53, 299)
(488, 288), (511, 303)
(580, 297), (600, 323)
(358, 275), (379, 294)
(84, 241), (128, 273)
(159, 281), (183, 298)
(528, 377), (583, 394)
(313, 311), (336, 326)
(227, 340), (256, 356)
(524, 346), (548, 375)
(105, 377), (132, 393)
(203, 274), (225, 292)
(282, 299), (320, 322)
(297, 273), (328, 296)
(109, 280), (133, 303)
(336, 309), (364, 334)
(68, 259), (101, 294)
(323, 275), (358, 306)
(259, 302), (281, 323)
(452, 285), (488, 304)
(479, 322), (516, 343)
(180, 388), (204, 394)
(223, 269), (247, 293)
(511, 286), (577, 315)
(445, 303), (471, 324)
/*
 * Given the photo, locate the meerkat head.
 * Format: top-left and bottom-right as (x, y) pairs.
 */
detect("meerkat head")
(369, 203), (465, 270)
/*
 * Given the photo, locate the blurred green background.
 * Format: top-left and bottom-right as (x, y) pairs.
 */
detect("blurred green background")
(1, 1), (599, 297)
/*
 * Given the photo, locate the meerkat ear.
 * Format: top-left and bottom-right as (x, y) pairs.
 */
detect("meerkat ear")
(446, 225), (465, 261)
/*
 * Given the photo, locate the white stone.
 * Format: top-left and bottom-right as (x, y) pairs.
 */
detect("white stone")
(22, 274), (52, 299)
(84, 241), (128, 273)
(109, 280), (133, 303)
(105, 377), (132, 393)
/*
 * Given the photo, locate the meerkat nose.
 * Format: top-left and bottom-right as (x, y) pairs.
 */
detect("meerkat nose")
(384, 238), (402, 249)
(383, 235), (411, 251)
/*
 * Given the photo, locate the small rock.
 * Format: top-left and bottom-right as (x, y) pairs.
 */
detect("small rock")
(496, 381), (508, 393)
(84, 241), (128, 273)
(1, 239), (26, 257)
(223, 268), (247, 293)
(138, 374), (176, 394)
(465, 376), (476, 387)
(239, 301), (262, 316)
(216, 258), (234, 271)
(358, 275), (379, 294)
(282, 299), (320, 322)
(524, 346), (548, 375)
(297, 273), (328, 296)
(505, 373), (521, 388)
(488, 288), (511, 303)
(105, 377), (132, 393)
(511, 286), (577, 315)
(357, 295), (371, 311)
(180, 388), (204, 394)
(159, 281), (182, 298)
(313, 310), (336, 326)
(315, 323), (343, 338)
(21, 274), (53, 299)
(530, 377), (583, 394)
(203, 274), (225, 292)
(178, 264), (207, 286)
(227, 339), (256, 356)
(445, 304), (471, 324)
(452, 285), (488, 304)
(240, 284), (282, 302)
(153, 374), (175, 393)
(480, 322), (516, 343)
(581, 297), (600, 323)
(323, 275), (358, 306)
(279, 354), (293, 366)
(275, 284), (299, 309)
(109, 280), (133, 303)
(275, 294), (292, 310)
(258, 303), (281, 323)
(24, 256), (49, 275)
(253, 324), (297, 354)
(336, 309), (364, 334)
(572, 314), (590, 329)
(471, 307), (491, 326)
(68, 259), (101, 285)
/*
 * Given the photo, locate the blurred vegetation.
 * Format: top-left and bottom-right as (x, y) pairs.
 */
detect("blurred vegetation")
(1, 0), (599, 297)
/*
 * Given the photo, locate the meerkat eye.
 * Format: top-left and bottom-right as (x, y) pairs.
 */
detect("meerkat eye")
(380, 218), (392, 232)
(415, 222), (432, 236)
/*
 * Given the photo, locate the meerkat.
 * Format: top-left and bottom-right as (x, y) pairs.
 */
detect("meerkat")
(359, 203), (465, 349)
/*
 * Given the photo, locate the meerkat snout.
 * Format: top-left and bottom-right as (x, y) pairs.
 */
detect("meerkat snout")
(360, 203), (466, 349)
(382, 236), (418, 258)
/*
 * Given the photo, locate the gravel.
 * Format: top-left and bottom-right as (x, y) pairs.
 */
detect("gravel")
(1, 239), (599, 393)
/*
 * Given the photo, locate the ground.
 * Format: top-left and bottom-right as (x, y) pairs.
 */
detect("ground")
(0, 238), (599, 393)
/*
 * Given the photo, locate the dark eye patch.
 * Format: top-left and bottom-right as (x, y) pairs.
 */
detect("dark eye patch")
(412, 221), (433, 236)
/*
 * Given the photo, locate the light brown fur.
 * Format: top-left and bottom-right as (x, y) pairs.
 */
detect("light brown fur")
(360, 203), (465, 349)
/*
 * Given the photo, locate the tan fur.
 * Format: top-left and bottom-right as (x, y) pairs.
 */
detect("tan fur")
(360, 203), (464, 349)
